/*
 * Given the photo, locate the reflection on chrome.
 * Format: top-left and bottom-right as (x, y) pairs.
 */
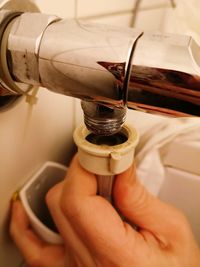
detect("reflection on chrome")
(0, 10), (199, 134)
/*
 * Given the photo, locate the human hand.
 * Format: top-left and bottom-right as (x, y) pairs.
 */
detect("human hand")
(10, 199), (66, 267)
(10, 154), (200, 267)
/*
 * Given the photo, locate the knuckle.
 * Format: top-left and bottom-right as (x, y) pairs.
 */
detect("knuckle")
(173, 209), (190, 231)
(45, 183), (61, 206)
(60, 195), (83, 221)
(45, 186), (57, 204)
(168, 208), (192, 242)
(26, 256), (42, 267)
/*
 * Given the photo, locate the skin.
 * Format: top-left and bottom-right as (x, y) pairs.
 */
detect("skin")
(10, 154), (200, 267)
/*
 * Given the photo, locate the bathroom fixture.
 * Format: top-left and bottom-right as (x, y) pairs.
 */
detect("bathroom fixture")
(0, 7), (199, 135)
(0, 0), (39, 109)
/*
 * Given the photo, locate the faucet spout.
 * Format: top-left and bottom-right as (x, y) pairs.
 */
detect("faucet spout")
(0, 11), (199, 135)
(127, 32), (200, 116)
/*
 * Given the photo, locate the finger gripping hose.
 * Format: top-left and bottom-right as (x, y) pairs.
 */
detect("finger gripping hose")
(73, 124), (139, 203)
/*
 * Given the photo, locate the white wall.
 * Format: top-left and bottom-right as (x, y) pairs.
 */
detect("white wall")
(1, 1), (199, 266)
(0, 90), (76, 266)
(0, 2), (77, 266)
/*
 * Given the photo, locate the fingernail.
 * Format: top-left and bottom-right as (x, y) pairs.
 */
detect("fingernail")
(11, 191), (20, 202)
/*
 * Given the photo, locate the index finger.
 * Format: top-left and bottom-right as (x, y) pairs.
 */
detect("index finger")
(60, 155), (138, 253)
(63, 154), (97, 197)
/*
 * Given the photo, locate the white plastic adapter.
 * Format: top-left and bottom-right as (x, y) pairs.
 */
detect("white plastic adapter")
(73, 124), (139, 176)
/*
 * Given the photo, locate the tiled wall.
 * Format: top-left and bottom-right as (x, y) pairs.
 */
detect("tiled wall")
(37, 0), (200, 36)
(38, 0), (175, 29)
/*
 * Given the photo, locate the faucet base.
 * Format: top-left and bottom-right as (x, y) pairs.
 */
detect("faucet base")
(0, 0), (39, 109)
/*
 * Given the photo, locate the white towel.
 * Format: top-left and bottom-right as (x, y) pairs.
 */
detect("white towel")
(134, 115), (200, 195)
(127, 110), (200, 243)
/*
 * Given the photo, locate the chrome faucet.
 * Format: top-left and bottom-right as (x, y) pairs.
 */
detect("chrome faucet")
(0, 10), (199, 135)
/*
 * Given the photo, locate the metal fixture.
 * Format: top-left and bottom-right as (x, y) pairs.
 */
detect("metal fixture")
(0, 0), (39, 109)
(0, 8), (199, 133)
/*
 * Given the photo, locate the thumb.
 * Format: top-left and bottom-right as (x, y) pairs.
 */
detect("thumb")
(113, 165), (189, 244)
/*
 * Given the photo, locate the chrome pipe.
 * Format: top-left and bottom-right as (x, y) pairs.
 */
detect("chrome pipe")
(0, 11), (199, 135)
